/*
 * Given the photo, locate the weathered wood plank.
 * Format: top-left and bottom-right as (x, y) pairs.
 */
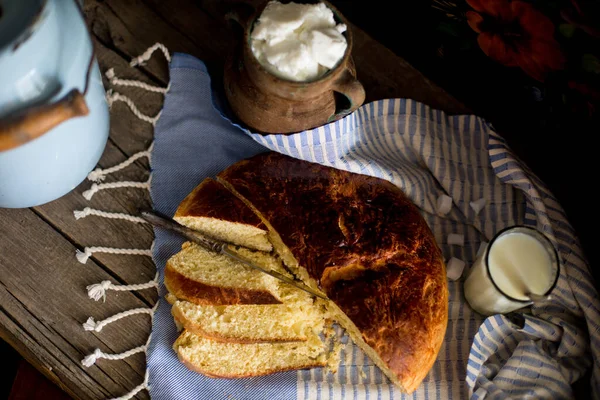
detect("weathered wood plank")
(33, 139), (157, 305)
(0, 208), (151, 399)
(350, 24), (469, 113)
(84, 1), (169, 85)
(93, 39), (163, 155)
(85, 0), (199, 84)
(2, 5), (165, 398)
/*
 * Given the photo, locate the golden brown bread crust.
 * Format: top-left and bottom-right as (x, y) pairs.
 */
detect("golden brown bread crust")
(217, 152), (448, 392)
(164, 262), (282, 306)
(174, 177), (265, 230)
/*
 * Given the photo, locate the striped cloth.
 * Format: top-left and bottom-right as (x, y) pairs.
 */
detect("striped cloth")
(148, 53), (599, 399)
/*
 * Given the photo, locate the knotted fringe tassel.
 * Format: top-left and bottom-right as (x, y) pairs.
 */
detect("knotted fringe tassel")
(105, 68), (170, 94)
(130, 42), (171, 67)
(77, 42), (169, 400)
(87, 143), (154, 183)
(105, 90), (162, 126)
(87, 272), (159, 302)
(82, 177), (151, 201)
(83, 302), (159, 332)
(102, 43), (171, 128)
(74, 207), (148, 224)
(82, 331), (154, 368)
(76, 246), (153, 264)
(110, 370), (150, 400)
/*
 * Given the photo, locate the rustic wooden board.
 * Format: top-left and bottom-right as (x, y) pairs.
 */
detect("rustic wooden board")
(33, 139), (156, 304)
(1, 0), (468, 399)
(0, 208), (150, 400)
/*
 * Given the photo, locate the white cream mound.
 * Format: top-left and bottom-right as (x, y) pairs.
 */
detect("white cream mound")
(250, 1), (348, 82)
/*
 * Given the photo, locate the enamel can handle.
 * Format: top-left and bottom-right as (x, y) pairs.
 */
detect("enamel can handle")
(0, 90), (89, 152)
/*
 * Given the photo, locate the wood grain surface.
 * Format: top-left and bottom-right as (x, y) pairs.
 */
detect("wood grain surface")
(0, 0), (468, 398)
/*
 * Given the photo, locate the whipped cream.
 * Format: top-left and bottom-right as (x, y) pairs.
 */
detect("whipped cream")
(250, 1), (348, 82)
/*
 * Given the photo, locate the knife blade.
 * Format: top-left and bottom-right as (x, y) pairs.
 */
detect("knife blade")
(140, 210), (327, 300)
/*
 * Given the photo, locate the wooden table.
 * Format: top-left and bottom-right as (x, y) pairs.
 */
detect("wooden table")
(0, 1), (471, 399)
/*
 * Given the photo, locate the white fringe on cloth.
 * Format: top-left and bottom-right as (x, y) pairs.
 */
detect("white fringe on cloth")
(77, 42), (170, 399)
(83, 303), (159, 333)
(81, 331), (154, 368)
(87, 272), (159, 302)
(87, 143), (154, 182)
(82, 177), (151, 201)
(106, 68), (170, 94)
(110, 370), (150, 400)
(74, 207), (148, 224)
(76, 245), (153, 264)
(130, 42), (171, 67)
(105, 90), (162, 126)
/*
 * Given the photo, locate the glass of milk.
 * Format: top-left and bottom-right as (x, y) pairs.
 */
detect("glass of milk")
(463, 226), (560, 316)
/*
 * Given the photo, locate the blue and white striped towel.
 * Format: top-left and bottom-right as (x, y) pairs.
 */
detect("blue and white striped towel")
(148, 53), (599, 399)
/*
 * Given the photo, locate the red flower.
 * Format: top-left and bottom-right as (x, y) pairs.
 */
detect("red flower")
(466, 0), (565, 82)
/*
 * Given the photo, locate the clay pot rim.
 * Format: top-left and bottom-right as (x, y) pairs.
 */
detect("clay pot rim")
(243, 0), (354, 87)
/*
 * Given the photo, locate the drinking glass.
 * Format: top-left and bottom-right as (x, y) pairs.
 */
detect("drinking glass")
(463, 226), (560, 316)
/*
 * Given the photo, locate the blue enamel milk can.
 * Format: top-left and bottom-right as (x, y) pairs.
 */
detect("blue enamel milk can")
(0, 0), (109, 208)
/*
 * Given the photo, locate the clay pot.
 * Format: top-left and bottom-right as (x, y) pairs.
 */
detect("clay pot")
(223, 1), (365, 134)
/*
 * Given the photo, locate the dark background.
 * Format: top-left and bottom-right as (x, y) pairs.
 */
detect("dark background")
(329, 0), (598, 279)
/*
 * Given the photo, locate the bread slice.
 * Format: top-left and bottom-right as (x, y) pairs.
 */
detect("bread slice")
(165, 242), (283, 305)
(174, 178), (272, 252)
(171, 299), (326, 343)
(174, 330), (327, 378)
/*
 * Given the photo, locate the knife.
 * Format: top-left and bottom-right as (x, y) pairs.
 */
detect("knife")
(140, 210), (327, 300)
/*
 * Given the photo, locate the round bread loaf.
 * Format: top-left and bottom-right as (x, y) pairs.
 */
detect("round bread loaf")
(176, 152), (448, 392)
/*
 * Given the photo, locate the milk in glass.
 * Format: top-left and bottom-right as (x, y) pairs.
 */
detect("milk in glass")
(464, 226), (559, 315)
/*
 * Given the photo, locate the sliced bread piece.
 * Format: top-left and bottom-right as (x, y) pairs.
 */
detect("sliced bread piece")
(174, 330), (327, 378)
(165, 242), (283, 305)
(174, 178), (272, 252)
(171, 295), (326, 343)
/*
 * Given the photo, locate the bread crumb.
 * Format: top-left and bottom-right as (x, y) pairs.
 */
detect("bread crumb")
(359, 368), (367, 379)
(324, 322), (343, 373)
(322, 319), (336, 338)
(326, 340), (343, 373)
